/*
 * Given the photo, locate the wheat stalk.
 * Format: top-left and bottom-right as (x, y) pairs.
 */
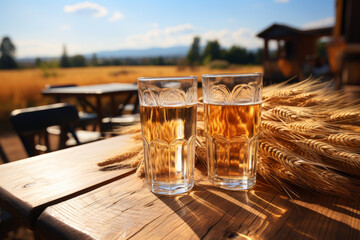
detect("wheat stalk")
(326, 133), (360, 147)
(271, 106), (301, 121)
(300, 139), (360, 172)
(99, 78), (360, 198)
(97, 151), (138, 167)
(327, 112), (360, 124)
(338, 124), (360, 132)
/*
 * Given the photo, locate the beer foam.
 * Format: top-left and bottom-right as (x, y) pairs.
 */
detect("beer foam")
(203, 100), (262, 106)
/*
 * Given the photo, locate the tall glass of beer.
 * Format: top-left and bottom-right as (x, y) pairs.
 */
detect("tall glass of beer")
(138, 76), (197, 195)
(202, 73), (262, 190)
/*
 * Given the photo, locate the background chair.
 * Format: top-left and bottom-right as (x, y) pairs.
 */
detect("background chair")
(102, 84), (140, 131)
(10, 103), (101, 157)
(117, 87), (140, 116)
(0, 142), (9, 163)
(45, 84), (98, 130)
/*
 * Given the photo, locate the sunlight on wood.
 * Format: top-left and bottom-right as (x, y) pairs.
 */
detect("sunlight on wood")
(189, 191), (224, 216)
(208, 190), (267, 219)
(285, 222), (317, 240)
(336, 204), (360, 214)
(247, 198), (284, 218)
(293, 199), (360, 230)
(249, 190), (287, 217)
(232, 232), (253, 240)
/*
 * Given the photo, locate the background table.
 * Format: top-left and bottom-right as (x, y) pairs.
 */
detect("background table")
(42, 83), (139, 132)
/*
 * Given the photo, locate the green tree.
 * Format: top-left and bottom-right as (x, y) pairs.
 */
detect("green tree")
(254, 48), (263, 65)
(247, 52), (256, 64)
(71, 55), (86, 67)
(225, 45), (247, 64)
(202, 40), (221, 64)
(0, 36), (17, 69)
(90, 53), (98, 66)
(155, 56), (165, 65)
(35, 57), (42, 67)
(60, 45), (71, 68)
(186, 36), (201, 66)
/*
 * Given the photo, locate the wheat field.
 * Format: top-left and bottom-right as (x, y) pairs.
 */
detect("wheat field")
(0, 65), (262, 122)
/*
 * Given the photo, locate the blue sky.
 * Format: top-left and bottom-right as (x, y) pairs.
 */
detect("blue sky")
(0, 0), (335, 58)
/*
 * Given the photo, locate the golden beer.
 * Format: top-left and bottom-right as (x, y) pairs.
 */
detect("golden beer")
(204, 102), (261, 189)
(140, 104), (197, 193)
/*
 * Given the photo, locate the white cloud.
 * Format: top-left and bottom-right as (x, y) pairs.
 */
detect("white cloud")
(16, 40), (62, 58)
(64, 2), (108, 18)
(16, 40), (93, 58)
(120, 24), (262, 50)
(202, 28), (263, 49)
(109, 11), (123, 22)
(303, 17), (335, 29)
(203, 29), (230, 43)
(163, 24), (195, 34)
(274, 0), (290, 3)
(122, 24), (196, 48)
(16, 25), (264, 57)
(60, 24), (71, 31)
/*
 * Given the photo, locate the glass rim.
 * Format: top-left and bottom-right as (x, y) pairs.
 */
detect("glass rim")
(138, 76), (197, 81)
(202, 72), (263, 78)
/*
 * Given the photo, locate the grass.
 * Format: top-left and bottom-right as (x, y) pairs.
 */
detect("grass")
(0, 65), (262, 126)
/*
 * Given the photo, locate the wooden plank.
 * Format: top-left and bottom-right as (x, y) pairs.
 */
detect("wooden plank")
(0, 134), (138, 229)
(36, 167), (360, 240)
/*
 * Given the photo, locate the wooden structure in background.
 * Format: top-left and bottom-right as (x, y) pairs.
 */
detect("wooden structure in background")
(328, 0), (360, 97)
(257, 24), (333, 83)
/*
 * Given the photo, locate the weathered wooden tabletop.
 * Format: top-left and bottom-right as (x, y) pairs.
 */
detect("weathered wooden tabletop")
(0, 134), (136, 229)
(1, 135), (360, 239)
(36, 167), (360, 240)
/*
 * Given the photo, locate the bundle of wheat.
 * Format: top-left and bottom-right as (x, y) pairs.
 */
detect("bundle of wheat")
(98, 79), (360, 198)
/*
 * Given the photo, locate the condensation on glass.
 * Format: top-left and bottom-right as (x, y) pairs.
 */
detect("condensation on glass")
(202, 73), (262, 190)
(138, 76), (197, 195)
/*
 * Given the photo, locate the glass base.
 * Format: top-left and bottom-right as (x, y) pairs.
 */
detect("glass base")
(149, 181), (194, 195)
(211, 176), (256, 191)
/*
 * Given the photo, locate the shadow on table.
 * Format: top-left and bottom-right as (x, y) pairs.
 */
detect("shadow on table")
(0, 208), (34, 240)
(158, 170), (360, 239)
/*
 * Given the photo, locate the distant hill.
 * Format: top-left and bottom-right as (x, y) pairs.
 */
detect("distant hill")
(93, 46), (190, 58)
(18, 46), (190, 62)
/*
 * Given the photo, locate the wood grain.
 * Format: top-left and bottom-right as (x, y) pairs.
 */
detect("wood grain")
(0, 134), (138, 229)
(36, 167), (360, 240)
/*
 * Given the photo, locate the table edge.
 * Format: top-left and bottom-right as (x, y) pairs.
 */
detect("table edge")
(0, 186), (34, 228)
(37, 211), (91, 240)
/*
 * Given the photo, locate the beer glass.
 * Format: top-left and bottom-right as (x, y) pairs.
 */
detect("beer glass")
(202, 73), (262, 190)
(138, 76), (197, 195)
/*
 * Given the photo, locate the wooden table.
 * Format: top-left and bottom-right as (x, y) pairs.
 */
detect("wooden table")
(42, 83), (139, 132)
(0, 135), (359, 239)
(0, 135), (136, 229)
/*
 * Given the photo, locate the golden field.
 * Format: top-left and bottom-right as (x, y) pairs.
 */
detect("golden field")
(0, 65), (262, 123)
